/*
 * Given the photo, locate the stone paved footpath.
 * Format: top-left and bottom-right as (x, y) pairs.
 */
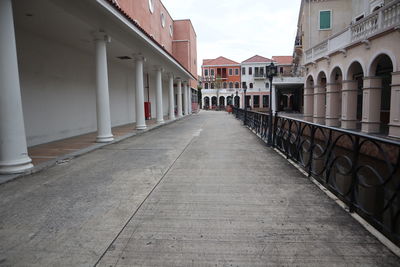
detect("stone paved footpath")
(0, 111), (399, 266)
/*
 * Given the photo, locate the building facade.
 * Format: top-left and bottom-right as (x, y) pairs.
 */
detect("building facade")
(294, 0), (400, 138)
(201, 57), (241, 108)
(0, 0), (198, 174)
(201, 55), (303, 113)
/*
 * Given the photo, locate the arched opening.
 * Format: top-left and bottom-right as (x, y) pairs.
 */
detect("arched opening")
(219, 96), (225, 108)
(223, 82), (227, 88)
(234, 96), (240, 107)
(345, 61), (364, 129)
(314, 71), (327, 124)
(227, 96), (233, 106)
(211, 96), (217, 109)
(204, 83), (209, 89)
(235, 82), (239, 89)
(229, 82), (233, 89)
(369, 54), (393, 134)
(203, 96), (210, 109)
(327, 67), (343, 127)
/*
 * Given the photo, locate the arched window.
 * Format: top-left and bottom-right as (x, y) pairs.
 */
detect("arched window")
(235, 82), (239, 89)
(211, 83), (215, 89)
(204, 83), (209, 89)
(249, 83), (253, 89)
(223, 82), (227, 88)
(229, 82), (233, 89)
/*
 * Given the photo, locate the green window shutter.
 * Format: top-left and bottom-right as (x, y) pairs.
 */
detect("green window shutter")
(320, 11), (331, 30)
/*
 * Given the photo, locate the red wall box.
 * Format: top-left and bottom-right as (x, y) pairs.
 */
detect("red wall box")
(144, 102), (151, 120)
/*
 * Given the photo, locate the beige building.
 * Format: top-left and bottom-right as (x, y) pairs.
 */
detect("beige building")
(293, 0), (400, 138)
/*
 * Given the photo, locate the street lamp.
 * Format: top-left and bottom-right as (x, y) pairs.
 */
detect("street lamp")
(243, 84), (248, 125)
(266, 62), (277, 146)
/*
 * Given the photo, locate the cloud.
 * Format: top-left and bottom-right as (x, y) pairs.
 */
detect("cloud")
(162, 0), (301, 72)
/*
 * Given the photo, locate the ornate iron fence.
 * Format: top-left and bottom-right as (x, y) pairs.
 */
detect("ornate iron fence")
(232, 108), (400, 246)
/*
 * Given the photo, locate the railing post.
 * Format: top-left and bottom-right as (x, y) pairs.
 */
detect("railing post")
(308, 125), (316, 177)
(349, 135), (360, 213)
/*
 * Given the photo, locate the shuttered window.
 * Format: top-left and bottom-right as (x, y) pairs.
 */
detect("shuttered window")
(320, 10), (331, 30)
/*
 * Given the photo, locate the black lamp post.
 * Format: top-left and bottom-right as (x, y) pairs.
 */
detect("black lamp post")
(243, 84), (248, 125)
(266, 62), (277, 146)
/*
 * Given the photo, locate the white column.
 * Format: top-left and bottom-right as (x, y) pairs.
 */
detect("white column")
(177, 79), (183, 118)
(134, 55), (147, 130)
(168, 74), (175, 120)
(183, 81), (188, 115)
(154, 66), (164, 124)
(94, 32), (114, 143)
(188, 87), (192, 114)
(0, 0), (33, 174)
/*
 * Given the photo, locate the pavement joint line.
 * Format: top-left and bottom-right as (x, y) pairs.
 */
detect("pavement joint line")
(0, 115), (192, 185)
(93, 119), (200, 267)
(239, 118), (400, 258)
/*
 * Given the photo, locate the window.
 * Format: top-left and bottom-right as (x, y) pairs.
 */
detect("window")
(148, 0), (154, 13)
(211, 83), (215, 89)
(229, 82), (233, 88)
(242, 82), (247, 88)
(204, 69), (209, 76)
(263, 95), (269, 108)
(229, 69), (233, 76)
(235, 68), (239, 75)
(319, 10), (331, 30)
(235, 82), (239, 89)
(223, 82), (227, 88)
(242, 67), (246, 75)
(210, 69), (215, 76)
(265, 82), (269, 88)
(253, 95), (260, 108)
(280, 67), (284, 74)
(169, 25), (173, 36)
(249, 67), (252, 75)
(161, 13), (165, 28)
(249, 83), (253, 89)
(204, 83), (208, 89)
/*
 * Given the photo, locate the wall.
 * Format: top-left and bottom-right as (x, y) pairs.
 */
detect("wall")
(17, 29), (136, 147)
(117, 0), (174, 53)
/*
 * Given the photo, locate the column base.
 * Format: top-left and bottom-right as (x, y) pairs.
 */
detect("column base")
(157, 119), (165, 124)
(169, 115), (176, 121)
(96, 135), (114, 143)
(303, 115), (313, 122)
(325, 118), (340, 127)
(389, 124), (400, 139)
(136, 124), (147, 130)
(361, 121), (380, 133)
(0, 157), (33, 174)
(313, 117), (325, 125)
(341, 119), (358, 129)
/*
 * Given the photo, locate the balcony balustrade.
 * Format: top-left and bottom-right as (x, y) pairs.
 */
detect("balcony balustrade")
(304, 0), (400, 64)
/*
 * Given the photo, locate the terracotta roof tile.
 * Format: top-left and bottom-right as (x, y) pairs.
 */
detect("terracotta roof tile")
(242, 55), (272, 63)
(202, 56), (239, 66)
(272, 56), (293, 65)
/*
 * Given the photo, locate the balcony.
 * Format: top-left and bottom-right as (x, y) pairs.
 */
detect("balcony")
(304, 0), (400, 64)
(254, 73), (266, 80)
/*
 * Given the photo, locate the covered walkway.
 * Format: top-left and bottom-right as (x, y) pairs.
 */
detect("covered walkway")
(0, 111), (399, 266)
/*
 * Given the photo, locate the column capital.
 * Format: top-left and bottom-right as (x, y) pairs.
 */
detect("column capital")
(133, 53), (146, 62)
(92, 30), (111, 43)
(363, 76), (382, 80)
(167, 72), (174, 79)
(153, 65), (164, 72)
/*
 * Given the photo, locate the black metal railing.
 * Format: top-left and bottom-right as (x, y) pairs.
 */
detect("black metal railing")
(232, 108), (400, 246)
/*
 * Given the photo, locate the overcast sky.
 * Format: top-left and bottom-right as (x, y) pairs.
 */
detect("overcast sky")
(162, 0), (301, 72)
